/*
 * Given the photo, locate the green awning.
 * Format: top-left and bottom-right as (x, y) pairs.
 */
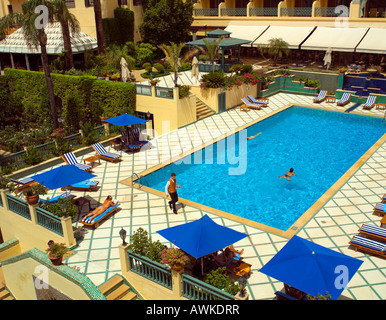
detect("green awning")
(186, 37), (251, 48)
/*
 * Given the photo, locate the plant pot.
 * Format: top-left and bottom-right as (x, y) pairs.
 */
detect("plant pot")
(150, 81), (158, 86)
(171, 263), (185, 272)
(101, 118), (108, 124)
(26, 195), (39, 205)
(48, 253), (63, 266)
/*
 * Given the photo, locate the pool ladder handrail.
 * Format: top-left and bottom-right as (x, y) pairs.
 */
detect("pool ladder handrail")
(129, 173), (149, 189)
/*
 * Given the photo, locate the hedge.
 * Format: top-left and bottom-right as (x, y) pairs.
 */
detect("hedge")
(3, 68), (136, 129)
(102, 8), (134, 46)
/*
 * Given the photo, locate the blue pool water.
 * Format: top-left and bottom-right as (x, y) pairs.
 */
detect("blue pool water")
(144, 107), (386, 230)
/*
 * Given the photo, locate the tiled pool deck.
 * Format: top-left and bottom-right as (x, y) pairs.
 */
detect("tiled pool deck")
(20, 93), (386, 300)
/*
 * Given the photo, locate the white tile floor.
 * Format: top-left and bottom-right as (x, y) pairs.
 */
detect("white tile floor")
(20, 92), (386, 299)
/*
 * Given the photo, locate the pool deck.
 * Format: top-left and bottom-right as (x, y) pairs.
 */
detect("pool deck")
(19, 92), (386, 300)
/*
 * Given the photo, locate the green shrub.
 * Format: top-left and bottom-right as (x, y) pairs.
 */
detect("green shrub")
(102, 18), (121, 46)
(129, 227), (167, 263)
(205, 267), (239, 296)
(22, 146), (42, 166)
(178, 85), (191, 98)
(40, 197), (77, 220)
(240, 64), (253, 74)
(200, 72), (225, 89)
(153, 62), (165, 74)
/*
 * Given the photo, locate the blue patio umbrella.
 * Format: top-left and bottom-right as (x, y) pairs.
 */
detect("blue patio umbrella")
(157, 214), (248, 259)
(104, 113), (148, 127)
(31, 164), (97, 190)
(259, 235), (363, 300)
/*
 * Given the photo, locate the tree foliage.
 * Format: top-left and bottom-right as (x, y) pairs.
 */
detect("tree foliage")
(139, 0), (193, 46)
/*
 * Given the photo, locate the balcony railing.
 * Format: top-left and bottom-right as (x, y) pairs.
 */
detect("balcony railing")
(280, 7), (312, 17)
(249, 7), (278, 16)
(6, 194), (31, 220)
(194, 8), (219, 16)
(314, 7), (350, 17)
(35, 207), (64, 236)
(220, 8), (247, 16)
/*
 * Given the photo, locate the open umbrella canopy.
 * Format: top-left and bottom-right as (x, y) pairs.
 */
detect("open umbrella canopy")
(259, 235), (363, 300)
(157, 214), (248, 259)
(104, 113), (148, 127)
(31, 165), (96, 190)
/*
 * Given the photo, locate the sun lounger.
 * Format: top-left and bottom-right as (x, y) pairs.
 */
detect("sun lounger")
(240, 97), (263, 111)
(61, 179), (99, 192)
(39, 192), (75, 204)
(361, 95), (376, 110)
(380, 193), (386, 202)
(80, 203), (120, 229)
(10, 177), (38, 195)
(92, 143), (121, 163)
(313, 90), (327, 103)
(349, 234), (386, 257)
(358, 223), (386, 242)
(336, 93), (352, 106)
(121, 131), (141, 152)
(61, 152), (92, 172)
(247, 95), (269, 106)
(373, 202), (386, 216)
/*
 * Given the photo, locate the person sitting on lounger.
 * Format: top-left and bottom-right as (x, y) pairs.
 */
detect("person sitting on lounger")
(81, 196), (118, 222)
(279, 168), (296, 181)
(227, 244), (244, 259)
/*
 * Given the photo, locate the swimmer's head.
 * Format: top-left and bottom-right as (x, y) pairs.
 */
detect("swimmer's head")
(289, 168), (294, 172)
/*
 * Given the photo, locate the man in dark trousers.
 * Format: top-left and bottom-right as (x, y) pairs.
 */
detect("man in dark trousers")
(165, 173), (178, 214)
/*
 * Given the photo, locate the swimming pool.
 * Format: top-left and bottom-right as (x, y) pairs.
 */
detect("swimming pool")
(142, 107), (386, 231)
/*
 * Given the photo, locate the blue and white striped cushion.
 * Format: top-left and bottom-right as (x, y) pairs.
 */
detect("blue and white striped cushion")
(11, 177), (34, 185)
(351, 235), (386, 252)
(93, 143), (120, 159)
(63, 152), (79, 165)
(363, 96), (375, 106)
(337, 93), (350, 103)
(73, 163), (92, 171)
(39, 192), (74, 204)
(374, 203), (385, 211)
(83, 204), (119, 223)
(71, 180), (98, 188)
(360, 224), (386, 238)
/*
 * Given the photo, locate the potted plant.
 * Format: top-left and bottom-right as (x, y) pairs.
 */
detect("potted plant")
(161, 247), (189, 272)
(46, 241), (67, 266)
(23, 183), (47, 205)
(0, 176), (16, 193)
(110, 72), (120, 81)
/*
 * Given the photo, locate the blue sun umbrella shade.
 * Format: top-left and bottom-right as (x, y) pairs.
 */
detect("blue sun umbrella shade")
(104, 113), (148, 127)
(31, 164), (97, 190)
(259, 235), (363, 300)
(157, 214), (248, 259)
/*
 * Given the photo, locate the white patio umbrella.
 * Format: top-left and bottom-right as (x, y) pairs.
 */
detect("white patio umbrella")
(191, 56), (199, 80)
(323, 47), (332, 70)
(120, 57), (130, 83)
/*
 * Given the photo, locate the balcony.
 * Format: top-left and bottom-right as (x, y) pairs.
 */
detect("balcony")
(194, 8), (219, 16)
(249, 7), (278, 16)
(280, 7), (312, 17)
(220, 8), (247, 17)
(314, 7), (350, 17)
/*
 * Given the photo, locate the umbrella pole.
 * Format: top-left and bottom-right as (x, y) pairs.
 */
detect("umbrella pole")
(201, 257), (204, 276)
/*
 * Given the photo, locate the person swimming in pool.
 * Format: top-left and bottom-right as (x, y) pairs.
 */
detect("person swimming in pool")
(279, 168), (296, 181)
(81, 196), (118, 221)
(246, 132), (262, 140)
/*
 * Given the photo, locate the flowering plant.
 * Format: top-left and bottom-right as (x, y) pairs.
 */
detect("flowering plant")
(161, 248), (189, 267)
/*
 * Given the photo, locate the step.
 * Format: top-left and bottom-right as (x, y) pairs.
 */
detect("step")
(3, 295), (14, 300)
(106, 284), (130, 300)
(98, 275), (124, 296)
(120, 291), (138, 300)
(0, 283), (5, 292)
(0, 290), (10, 300)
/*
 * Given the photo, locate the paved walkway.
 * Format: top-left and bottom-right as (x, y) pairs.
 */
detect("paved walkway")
(20, 93), (386, 300)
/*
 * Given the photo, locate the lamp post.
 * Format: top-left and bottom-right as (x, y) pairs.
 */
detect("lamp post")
(119, 228), (127, 246)
(61, 202), (68, 218)
(237, 275), (247, 298)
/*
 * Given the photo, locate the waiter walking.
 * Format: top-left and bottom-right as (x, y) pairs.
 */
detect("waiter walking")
(165, 173), (179, 214)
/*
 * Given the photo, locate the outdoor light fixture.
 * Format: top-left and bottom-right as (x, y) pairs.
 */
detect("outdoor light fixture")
(119, 228), (127, 245)
(238, 275), (247, 298)
(146, 111), (151, 120)
(61, 202), (68, 218)
(79, 120), (83, 128)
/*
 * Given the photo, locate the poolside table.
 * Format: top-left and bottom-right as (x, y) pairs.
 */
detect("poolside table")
(381, 215), (386, 228)
(376, 103), (386, 110)
(83, 155), (100, 167)
(326, 97), (336, 103)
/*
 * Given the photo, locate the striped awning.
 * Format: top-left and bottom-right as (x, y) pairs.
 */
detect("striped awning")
(0, 23), (97, 54)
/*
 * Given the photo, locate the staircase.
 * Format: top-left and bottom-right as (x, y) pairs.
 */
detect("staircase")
(98, 275), (138, 300)
(0, 282), (14, 300)
(196, 97), (215, 121)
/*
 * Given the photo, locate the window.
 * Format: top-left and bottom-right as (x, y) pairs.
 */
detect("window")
(85, 0), (94, 7)
(65, 0), (75, 8)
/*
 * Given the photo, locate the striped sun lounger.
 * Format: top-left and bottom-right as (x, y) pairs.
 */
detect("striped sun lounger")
(336, 93), (352, 106)
(373, 202), (386, 216)
(240, 97), (263, 111)
(81, 203), (119, 229)
(313, 90), (327, 103)
(61, 152), (92, 172)
(11, 177), (38, 195)
(362, 95), (376, 110)
(247, 95), (269, 106)
(92, 143), (121, 163)
(358, 223), (386, 242)
(349, 234), (386, 257)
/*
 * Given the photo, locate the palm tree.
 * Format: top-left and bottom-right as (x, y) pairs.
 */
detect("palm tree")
(0, 0), (59, 129)
(93, 0), (104, 54)
(267, 38), (289, 66)
(158, 42), (197, 87)
(51, 0), (80, 70)
(201, 37), (224, 73)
